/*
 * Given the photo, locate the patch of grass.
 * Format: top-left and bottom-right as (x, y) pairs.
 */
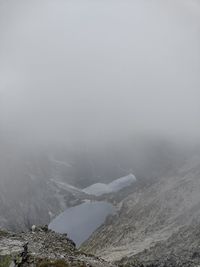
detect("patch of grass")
(37, 259), (70, 267)
(36, 259), (87, 267)
(0, 255), (12, 267)
(0, 230), (8, 238)
(71, 262), (87, 267)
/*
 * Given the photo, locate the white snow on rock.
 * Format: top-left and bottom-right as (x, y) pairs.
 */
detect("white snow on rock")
(82, 174), (136, 196)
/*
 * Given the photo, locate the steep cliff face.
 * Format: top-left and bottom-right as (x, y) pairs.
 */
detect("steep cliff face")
(82, 155), (200, 266)
(0, 226), (116, 267)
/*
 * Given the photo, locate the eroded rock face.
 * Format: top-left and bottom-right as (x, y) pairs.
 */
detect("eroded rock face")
(0, 226), (116, 267)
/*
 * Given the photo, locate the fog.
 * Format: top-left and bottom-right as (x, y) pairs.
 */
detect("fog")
(0, 0), (200, 147)
(1, 0), (200, 232)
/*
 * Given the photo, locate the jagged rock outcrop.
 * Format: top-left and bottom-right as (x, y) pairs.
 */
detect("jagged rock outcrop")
(0, 226), (116, 267)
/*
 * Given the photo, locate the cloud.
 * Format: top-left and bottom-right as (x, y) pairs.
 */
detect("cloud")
(0, 0), (200, 144)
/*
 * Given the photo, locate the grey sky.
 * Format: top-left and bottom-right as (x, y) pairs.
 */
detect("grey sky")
(0, 0), (200, 144)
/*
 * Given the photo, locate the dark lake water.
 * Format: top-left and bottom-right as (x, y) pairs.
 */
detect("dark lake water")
(49, 201), (114, 246)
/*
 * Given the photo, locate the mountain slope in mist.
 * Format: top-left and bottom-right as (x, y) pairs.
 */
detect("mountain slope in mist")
(0, 138), (180, 231)
(82, 153), (200, 266)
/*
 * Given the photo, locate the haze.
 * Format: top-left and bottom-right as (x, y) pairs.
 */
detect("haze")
(0, 0), (200, 146)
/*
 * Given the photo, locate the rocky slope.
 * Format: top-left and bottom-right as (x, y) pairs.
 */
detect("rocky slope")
(118, 224), (200, 267)
(82, 154), (200, 266)
(0, 226), (116, 267)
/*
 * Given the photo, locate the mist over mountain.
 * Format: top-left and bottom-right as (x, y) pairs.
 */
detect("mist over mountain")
(0, 1), (200, 266)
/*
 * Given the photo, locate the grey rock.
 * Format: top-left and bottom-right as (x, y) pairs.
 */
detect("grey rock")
(0, 226), (116, 267)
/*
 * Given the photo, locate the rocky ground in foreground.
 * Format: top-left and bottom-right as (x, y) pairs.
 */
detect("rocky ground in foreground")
(1, 224), (200, 267)
(0, 226), (116, 267)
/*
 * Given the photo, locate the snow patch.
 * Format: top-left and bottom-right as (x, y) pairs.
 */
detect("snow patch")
(83, 174), (136, 196)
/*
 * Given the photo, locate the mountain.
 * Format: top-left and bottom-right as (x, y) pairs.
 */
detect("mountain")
(0, 139), (137, 232)
(0, 137), (178, 231)
(2, 136), (199, 266)
(82, 153), (200, 267)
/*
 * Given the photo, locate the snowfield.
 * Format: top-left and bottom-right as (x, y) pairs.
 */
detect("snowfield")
(51, 173), (137, 197)
(82, 174), (136, 196)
